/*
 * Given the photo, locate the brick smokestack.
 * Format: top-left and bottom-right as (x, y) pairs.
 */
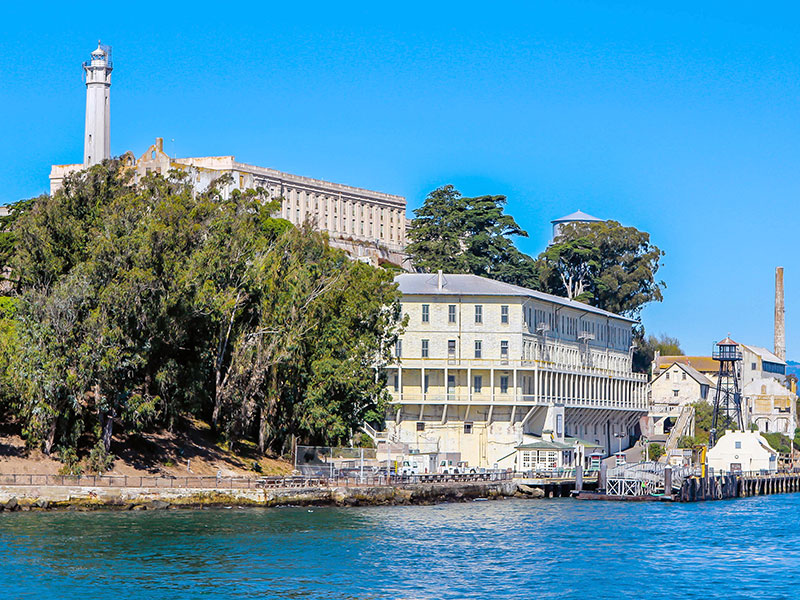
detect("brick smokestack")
(775, 266), (786, 361)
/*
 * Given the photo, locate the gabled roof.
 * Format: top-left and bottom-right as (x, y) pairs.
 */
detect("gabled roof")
(516, 440), (574, 450)
(551, 210), (603, 224)
(395, 273), (636, 322)
(657, 355), (718, 373)
(655, 361), (713, 386)
(742, 345), (786, 366)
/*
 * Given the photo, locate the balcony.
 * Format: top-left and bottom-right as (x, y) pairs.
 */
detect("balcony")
(389, 357), (648, 381)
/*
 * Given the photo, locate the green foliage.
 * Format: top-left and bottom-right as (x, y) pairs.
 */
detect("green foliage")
(632, 330), (684, 372)
(354, 432), (376, 448)
(762, 432), (793, 454)
(677, 435), (696, 449)
(406, 185), (539, 287)
(57, 446), (83, 476)
(3, 162), (403, 457)
(536, 220), (665, 318)
(648, 442), (665, 460)
(86, 441), (115, 473)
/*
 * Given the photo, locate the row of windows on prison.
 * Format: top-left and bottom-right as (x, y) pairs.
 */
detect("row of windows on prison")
(270, 186), (405, 244)
(409, 302), (631, 350)
(396, 338), (509, 359)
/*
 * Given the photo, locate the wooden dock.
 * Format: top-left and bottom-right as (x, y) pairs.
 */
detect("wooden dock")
(677, 472), (800, 502)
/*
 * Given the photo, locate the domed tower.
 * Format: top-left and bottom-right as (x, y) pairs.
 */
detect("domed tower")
(709, 335), (743, 447)
(83, 42), (113, 166)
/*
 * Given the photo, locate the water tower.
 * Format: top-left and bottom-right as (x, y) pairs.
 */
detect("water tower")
(709, 336), (743, 447)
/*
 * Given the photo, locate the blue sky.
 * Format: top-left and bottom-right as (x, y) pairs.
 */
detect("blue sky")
(1, 1), (798, 356)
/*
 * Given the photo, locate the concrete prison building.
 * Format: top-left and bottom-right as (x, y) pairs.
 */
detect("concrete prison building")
(385, 272), (648, 469)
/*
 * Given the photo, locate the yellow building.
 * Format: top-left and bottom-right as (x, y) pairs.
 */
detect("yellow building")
(385, 272), (649, 468)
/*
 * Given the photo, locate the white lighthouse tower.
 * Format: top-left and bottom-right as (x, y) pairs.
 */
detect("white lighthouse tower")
(83, 42), (113, 166)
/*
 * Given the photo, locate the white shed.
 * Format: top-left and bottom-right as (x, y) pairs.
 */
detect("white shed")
(707, 431), (778, 474)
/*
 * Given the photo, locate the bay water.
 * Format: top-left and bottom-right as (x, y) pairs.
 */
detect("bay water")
(2, 495), (799, 599)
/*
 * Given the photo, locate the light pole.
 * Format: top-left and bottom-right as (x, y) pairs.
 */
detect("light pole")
(614, 431), (626, 463)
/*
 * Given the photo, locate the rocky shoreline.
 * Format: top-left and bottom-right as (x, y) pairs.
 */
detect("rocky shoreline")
(0, 480), (544, 512)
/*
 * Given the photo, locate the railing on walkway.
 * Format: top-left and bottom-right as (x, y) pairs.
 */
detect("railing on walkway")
(0, 470), (513, 489)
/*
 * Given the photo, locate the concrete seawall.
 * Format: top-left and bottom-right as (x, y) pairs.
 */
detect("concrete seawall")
(0, 480), (523, 511)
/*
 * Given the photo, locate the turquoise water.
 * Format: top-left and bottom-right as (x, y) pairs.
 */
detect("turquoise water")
(2, 496), (799, 599)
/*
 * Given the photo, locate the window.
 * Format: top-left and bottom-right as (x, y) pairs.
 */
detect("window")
(447, 339), (456, 360)
(500, 340), (509, 363)
(421, 339), (429, 358)
(395, 340), (402, 358)
(464, 422), (473, 434)
(474, 375), (482, 393)
(424, 374), (429, 393)
(735, 441), (742, 449)
(681, 372), (686, 380)
(392, 374), (399, 392)
(475, 305), (483, 324)
(448, 304), (457, 323)
(666, 372), (670, 380)
(500, 376), (509, 394)
(751, 362), (757, 370)
(416, 422), (425, 432)
(474, 340), (482, 359)
(673, 390), (679, 397)
(421, 304), (430, 323)
(501, 305), (509, 324)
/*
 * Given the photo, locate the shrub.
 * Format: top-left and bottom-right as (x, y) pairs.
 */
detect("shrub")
(57, 446), (83, 476)
(648, 443), (665, 461)
(86, 442), (114, 474)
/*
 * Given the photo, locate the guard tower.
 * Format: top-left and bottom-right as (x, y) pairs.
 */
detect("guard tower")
(709, 336), (743, 447)
(83, 42), (113, 166)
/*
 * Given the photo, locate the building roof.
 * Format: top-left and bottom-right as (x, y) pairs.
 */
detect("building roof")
(654, 361), (714, 386)
(718, 336), (738, 346)
(395, 273), (636, 322)
(657, 355), (718, 373)
(564, 436), (604, 449)
(551, 210), (603, 224)
(742, 345), (787, 366)
(516, 440), (575, 450)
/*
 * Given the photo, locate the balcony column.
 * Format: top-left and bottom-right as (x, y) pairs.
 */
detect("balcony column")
(398, 366), (403, 403)
(490, 368), (495, 404)
(421, 366), (426, 403)
(513, 369), (518, 404)
(468, 366), (472, 402)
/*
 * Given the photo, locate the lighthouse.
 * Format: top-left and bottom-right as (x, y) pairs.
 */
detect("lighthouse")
(83, 42), (112, 166)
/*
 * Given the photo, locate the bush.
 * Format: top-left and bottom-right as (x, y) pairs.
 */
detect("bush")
(57, 446), (83, 476)
(354, 432), (376, 448)
(762, 432), (792, 455)
(648, 443), (665, 461)
(86, 442), (114, 474)
(677, 435), (695, 449)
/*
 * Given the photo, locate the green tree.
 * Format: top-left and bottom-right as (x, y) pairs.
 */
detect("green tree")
(536, 220), (665, 318)
(5, 161), (403, 457)
(406, 185), (539, 287)
(648, 442), (665, 461)
(632, 331), (684, 373)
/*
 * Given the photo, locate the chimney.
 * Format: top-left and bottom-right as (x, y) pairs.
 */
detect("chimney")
(437, 269), (443, 291)
(775, 266), (786, 361)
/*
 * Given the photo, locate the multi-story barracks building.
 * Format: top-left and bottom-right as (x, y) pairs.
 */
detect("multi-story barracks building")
(385, 272), (649, 469)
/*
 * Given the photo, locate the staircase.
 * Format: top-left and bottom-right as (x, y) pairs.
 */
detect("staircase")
(661, 405), (694, 463)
